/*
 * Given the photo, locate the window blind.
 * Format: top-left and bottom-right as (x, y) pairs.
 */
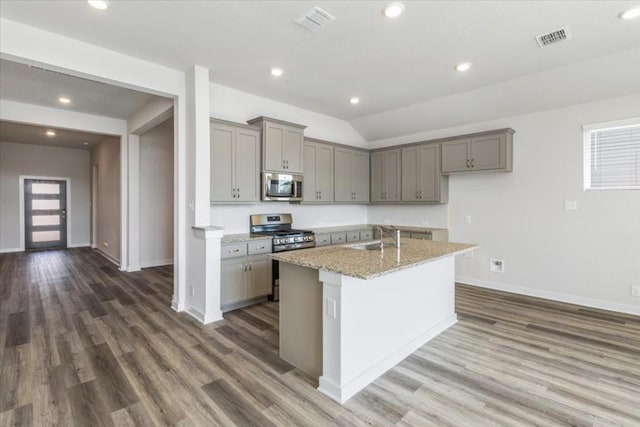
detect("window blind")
(585, 124), (640, 190)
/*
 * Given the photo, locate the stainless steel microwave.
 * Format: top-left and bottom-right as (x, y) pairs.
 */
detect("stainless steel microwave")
(262, 172), (303, 201)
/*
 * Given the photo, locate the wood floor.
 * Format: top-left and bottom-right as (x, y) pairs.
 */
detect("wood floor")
(1, 248), (639, 426)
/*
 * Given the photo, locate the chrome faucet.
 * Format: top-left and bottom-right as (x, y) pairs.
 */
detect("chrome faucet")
(378, 225), (400, 249)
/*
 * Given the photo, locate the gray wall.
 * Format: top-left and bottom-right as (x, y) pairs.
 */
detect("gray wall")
(139, 125), (173, 267)
(0, 141), (90, 252)
(91, 137), (121, 262)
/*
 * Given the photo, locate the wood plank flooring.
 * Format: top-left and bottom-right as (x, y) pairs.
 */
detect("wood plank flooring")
(1, 248), (639, 426)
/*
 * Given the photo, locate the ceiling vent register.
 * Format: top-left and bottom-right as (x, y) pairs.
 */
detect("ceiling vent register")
(535, 27), (572, 48)
(294, 6), (336, 32)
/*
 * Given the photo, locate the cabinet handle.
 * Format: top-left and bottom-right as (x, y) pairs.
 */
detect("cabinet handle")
(466, 159), (470, 168)
(248, 263), (252, 271)
(229, 249), (240, 253)
(319, 191), (322, 199)
(256, 246), (265, 250)
(237, 188), (240, 198)
(470, 158), (475, 168)
(243, 264), (247, 272)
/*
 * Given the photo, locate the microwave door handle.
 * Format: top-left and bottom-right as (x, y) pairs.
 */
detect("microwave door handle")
(293, 180), (298, 198)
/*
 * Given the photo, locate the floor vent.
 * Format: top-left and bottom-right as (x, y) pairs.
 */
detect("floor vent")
(294, 6), (336, 32)
(535, 27), (571, 48)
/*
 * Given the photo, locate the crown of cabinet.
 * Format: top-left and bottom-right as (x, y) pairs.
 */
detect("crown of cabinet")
(247, 117), (307, 174)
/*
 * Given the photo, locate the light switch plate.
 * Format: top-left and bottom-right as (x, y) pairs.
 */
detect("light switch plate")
(564, 201), (577, 211)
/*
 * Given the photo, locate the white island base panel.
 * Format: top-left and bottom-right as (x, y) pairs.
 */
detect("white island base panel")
(279, 255), (457, 404)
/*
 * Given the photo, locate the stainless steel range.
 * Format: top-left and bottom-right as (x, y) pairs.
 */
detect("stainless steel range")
(250, 213), (315, 300)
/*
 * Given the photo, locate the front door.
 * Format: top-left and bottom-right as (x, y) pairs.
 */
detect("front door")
(24, 179), (67, 250)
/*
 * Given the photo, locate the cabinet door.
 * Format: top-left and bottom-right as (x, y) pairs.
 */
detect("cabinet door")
(303, 143), (318, 201)
(264, 123), (285, 172)
(210, 123), (235, 201)
(470, 134), (506, 170)
(441, 139), (471, 173)
(284, 126), (304, 173)
(384, 150), (401, 202)
(247, 255), (272, 298)
(221, 258), (246, 305)
(401, 147), (419, 201)
(235, 128), (260, 202)
(352, 151), (370, 202)
(334, 148), (353, 202)
(316, 143), (334, 202)
(315, 234), (331, 246)
(370, 152), (384, 202)
(418, 144), (440, 202)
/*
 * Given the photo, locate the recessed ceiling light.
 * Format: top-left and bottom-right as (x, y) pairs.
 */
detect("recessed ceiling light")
(270, 67), (284, 77)
(58, 97), (71, 104)
(619, 6), (640, 20)
(87, 0), (109, 10)
(349, 97), (360, 105)
(455, 62), (472, 72)
(46, 130), (56, 137)
(383, 2), (405, 18)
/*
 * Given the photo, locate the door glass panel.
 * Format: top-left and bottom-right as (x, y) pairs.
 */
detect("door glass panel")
(32, 230), (60, 242)
(32, 199), (60, 210)
(32, 215), (60, 226)
(32, 183), (60, 194)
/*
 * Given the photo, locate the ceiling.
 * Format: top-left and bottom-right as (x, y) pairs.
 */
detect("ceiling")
(1, 1), (640, 142)
(0, 120), (106, 149)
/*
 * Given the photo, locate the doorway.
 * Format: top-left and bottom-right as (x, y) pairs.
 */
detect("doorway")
(24, 178), (67, 250)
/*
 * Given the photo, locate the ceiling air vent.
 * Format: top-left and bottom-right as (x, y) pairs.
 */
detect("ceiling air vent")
(294, 6), (336, 32)
(535, 27), (571, 48)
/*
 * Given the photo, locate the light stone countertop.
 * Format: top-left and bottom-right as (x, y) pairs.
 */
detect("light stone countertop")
(221, 233), (272, 244)
(310, 224), (448, 234)
(271, 238), (477, 280)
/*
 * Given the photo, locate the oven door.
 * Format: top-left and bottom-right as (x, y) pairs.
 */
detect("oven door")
(262, 173), (303, 201)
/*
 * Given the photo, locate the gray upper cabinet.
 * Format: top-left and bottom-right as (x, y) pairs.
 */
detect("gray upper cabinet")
(401, 143), (448, 203)
(247, 116), (306, 173)
(210, 119), (260, 202)
(371, 149), (401, 202)
(441, 129), (514, 173)
(304, 140), (334, 203)
(334, 147), (370, 203)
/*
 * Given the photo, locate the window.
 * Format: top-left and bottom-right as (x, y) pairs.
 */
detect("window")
(584, 120), (640, 190)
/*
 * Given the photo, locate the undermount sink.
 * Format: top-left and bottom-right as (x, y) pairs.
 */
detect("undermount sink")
(348, 241), (385, 251)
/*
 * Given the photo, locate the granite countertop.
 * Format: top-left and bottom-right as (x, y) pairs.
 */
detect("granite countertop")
(311, 224), (448, 234)
(271, 238), (476, 280)
(222, 233), (273, 243)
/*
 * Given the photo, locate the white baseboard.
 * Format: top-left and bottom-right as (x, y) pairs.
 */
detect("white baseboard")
(318, 313), (458, 404)
(0, 247), (22, 254)
(94, 247), (120, 266)
(67, 242), (91, 248)
(91, 244), (97, 249)
(140, 258), (174, 269)
(171, 299), (184, 312)
(184, 306), (223, 325)
(456, 276), (640, 316)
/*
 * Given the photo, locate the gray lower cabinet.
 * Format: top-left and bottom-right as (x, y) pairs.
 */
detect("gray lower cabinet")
(371, 149), (401, 202)
(334, 147), (370, 203)
(316, 230), (373, 246)
(330, 233), (346, 245)
(303, 140), (334, 202)
(441, 129), (514, 173)
(210, 119), (260, 202)
(401, 143), (448, 203)
(220, 240), (272, 311)
(315, 234), (331, 247)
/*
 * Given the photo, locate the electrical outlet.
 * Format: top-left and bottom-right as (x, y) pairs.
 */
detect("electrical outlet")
(490, 259), (505, 273)
(632, 285), (640, 297)
(464, 250), (474, 259)
(325, 298), (337, 318)
(190, 286), (195, 297)
(564, 201), (577, 211)
(422, 220), (429, 226)
(103, 241), (109, 247)
(384, 219), (391, 225)
(465, 215), (472, 224)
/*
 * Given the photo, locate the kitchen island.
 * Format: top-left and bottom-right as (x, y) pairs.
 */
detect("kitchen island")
(272, 237), (476, 403)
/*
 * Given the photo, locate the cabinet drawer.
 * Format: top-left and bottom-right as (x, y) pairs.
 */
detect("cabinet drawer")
(346, 232), (361, 242)
(316, 234), (331, 247)
(248, 240), (272, 255)
(360, 230), (373, 241)
(330, 233), (346, 244)
(221, 243), (247, 259)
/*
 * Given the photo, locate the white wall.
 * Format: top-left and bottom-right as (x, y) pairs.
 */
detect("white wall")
(370, 93), (640, 314)
(0, 141), (91, 252)
(209, 83), (369, 233)
(91, 137), (121, 262)
(139, 125), (174, 267)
